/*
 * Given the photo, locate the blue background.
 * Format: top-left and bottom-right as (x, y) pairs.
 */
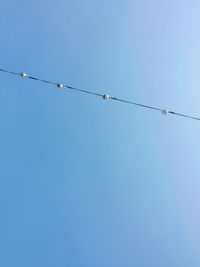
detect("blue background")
(0, 1), (200, 266)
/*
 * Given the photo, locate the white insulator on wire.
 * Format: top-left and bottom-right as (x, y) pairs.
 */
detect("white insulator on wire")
(102, 94), (110, 100)
(57, 83), (64, 88)
(161, 109), (168, 115)
(20, 72), (28, 77)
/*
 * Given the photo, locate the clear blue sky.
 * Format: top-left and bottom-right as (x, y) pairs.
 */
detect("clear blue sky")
(0, 0), (200, 266)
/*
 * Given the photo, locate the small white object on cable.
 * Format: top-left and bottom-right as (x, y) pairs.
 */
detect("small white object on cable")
(102, 94), (110, 100)
(161, 109), (168, 115)
(57, 83), (64, 88)
(20, 72), (28, 77)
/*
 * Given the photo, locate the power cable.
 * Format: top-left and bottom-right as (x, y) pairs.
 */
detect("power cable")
(0, 68), (199, 121)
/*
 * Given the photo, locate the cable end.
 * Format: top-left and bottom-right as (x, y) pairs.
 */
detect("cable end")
(57, 83), (64, 88)
(20, 72), (29, 77)
(102, 94), (110, 100)
(161, 109), (168, 115)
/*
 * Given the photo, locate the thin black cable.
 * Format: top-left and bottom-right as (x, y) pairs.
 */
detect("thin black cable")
(28, 76), (57, 86)
(64, 85), (102, 97)
(168, 111), (200, 121)
(110, 96), (162, 112)
(0, 67), (200, 121)
(0, 68), (19, 76)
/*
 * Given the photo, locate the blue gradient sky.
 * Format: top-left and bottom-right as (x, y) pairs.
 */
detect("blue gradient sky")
(0, 1), (200, 266)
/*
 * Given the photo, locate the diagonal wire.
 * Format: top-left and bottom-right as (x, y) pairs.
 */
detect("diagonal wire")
(0, 68), (19, 76)
(0, 67), (200, 121)
(110, 96), (162, 112)
(168, 111), (200, 121)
